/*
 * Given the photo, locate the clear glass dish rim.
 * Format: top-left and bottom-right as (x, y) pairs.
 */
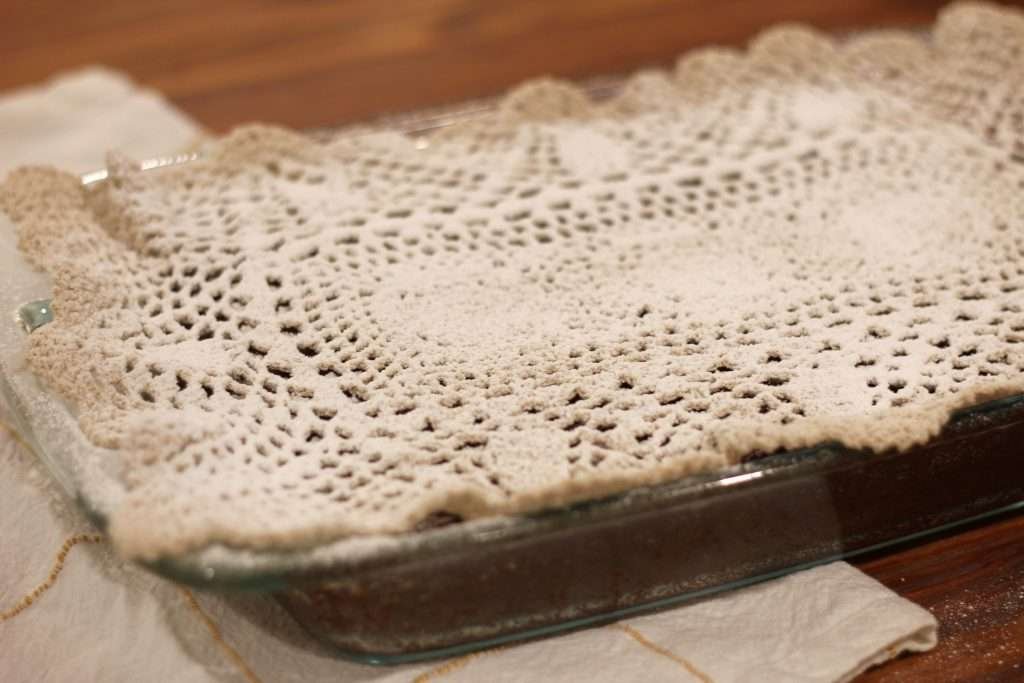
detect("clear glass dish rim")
(5, 62), (1023, 592)
(5, 329), (1021, 591)
(149, 393), (1024, 589)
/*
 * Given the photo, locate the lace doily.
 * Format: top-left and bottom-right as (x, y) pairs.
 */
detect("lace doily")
(3, 2), (1024, 560)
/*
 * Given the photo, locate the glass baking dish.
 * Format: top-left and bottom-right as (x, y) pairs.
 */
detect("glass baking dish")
(2, 76), (1023, 665)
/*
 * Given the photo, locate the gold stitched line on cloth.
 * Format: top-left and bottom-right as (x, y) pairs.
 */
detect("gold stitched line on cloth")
(412, 646), (507, 682)
(612, 624), (714, 683)
(0, 533), (104, 622)
(4, 358), (704, 683)
(177, 587), (265, 683)
(0, 419), (262, 682)
(0, 417), (34, 455)
(2, 418), (261, 682)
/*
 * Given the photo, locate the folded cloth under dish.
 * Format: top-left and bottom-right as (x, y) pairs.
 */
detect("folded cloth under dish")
(0, 67), (937, 683)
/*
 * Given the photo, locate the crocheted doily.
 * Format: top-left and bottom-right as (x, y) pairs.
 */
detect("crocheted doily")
(4, 2), (1024, 560)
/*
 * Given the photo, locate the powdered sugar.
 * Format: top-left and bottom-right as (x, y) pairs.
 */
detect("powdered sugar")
(3, 3), (1024, 560)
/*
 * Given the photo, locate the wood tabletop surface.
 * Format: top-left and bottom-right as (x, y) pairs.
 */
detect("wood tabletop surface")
(4, 1), (1024, 680)
(2, 0), (998, 132)
(855, 511), (1024, 682)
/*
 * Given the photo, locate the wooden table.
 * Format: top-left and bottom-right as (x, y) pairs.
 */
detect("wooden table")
(855, 511), (1024, 682)
(4, 1), (1024, 679)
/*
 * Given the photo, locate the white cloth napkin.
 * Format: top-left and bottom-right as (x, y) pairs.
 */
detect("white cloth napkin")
(0, 68), (937, 683)
(0, 67), (198, 173)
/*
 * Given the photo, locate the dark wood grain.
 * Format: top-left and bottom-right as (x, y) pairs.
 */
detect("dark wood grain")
(0, 0), (967, 132)
(3, 1), (1024, 679)
(856, 511), (1024, 682)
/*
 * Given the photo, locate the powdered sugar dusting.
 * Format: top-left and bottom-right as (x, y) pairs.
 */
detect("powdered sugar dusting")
(3, 2), (1024, 560)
